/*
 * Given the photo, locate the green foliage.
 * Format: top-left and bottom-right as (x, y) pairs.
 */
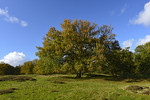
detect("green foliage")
(135, 42), (150, 74)
(103, 48), (135, 76)
(36, 19), (116, 77)
(14, 66), (21, 75)
(33, 57), (60, 75)
(0, 63), (15, 75)
(21, 59), (38, 74)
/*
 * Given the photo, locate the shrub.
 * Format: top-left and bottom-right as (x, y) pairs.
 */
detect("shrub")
(0, 63), (15, 75)
(14, 66), (21, 75)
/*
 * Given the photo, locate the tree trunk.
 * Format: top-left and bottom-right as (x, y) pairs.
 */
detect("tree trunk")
(75, 70), (82, 78)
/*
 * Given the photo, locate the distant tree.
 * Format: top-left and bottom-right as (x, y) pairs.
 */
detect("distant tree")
(21, 60), (36, 74)
(135, 42), (150, 74)
(36, 19), (116, 78)
(102, 47), (135, 76)
(0, 63), (15, 75)
(14, 66), (21, 75)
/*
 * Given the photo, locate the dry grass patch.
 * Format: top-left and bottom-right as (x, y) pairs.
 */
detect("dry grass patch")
(51, 90), (59, 92)
(46, 78), (66, 84)
(126, 85), (143, 93)
(0, 76), (36, 82)
(51, 80), (66, 84)
(142, 90), (150, 95)
(0, 88), (18, 95)
(126, 85), (150, 95)
(126, 85), (143, 91)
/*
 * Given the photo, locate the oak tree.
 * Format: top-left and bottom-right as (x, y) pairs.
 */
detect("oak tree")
(36, 19), (116, 78)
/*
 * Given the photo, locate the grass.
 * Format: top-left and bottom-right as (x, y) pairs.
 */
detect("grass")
(0, 74), (150, 100)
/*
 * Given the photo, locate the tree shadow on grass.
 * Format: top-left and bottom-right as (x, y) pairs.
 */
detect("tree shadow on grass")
(121, 74), (150, 83)
(58, 74), (150, 82)
(58, 74), (123, 81)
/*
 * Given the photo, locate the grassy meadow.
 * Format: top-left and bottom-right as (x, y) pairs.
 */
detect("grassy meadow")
(0, 74), (150, 100)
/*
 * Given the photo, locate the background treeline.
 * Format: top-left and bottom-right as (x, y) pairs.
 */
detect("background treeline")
(0, 59), (37, 75)
(0, 19), (150, 78)
(0, 63), (20, 75)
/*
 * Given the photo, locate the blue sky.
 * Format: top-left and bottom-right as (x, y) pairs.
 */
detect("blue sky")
(0, 0), (150, 66)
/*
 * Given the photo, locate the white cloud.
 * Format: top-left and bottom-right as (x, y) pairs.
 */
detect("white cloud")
(0, 7), (8, 16)
(110, 11), (115, 16)
(122, 39), (134, 48)
(136, 35), (150, 46)
(21, 21), (28, 27)
(0, 51), (30, 67)
(130, 1), (150, 26)
(121, 4), (127, 14)
(5, 16), (19, 23)
(0, 7), (28, 27)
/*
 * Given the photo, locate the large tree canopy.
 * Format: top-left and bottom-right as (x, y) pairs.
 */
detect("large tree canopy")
(35, 19), (117, 77)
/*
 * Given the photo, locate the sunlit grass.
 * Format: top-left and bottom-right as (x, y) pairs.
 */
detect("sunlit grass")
(0, 74), (150, 100)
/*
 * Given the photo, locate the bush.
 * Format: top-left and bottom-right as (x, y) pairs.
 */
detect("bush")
(14, 66), (21, 75)
(0, 63), (15, 75)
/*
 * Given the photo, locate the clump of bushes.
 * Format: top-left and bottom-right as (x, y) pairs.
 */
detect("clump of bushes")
(0, 59), (38, 75)
(0, 63), (15, 75)
(0, 76), (36, 82)
(0, 63), (20, 75)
